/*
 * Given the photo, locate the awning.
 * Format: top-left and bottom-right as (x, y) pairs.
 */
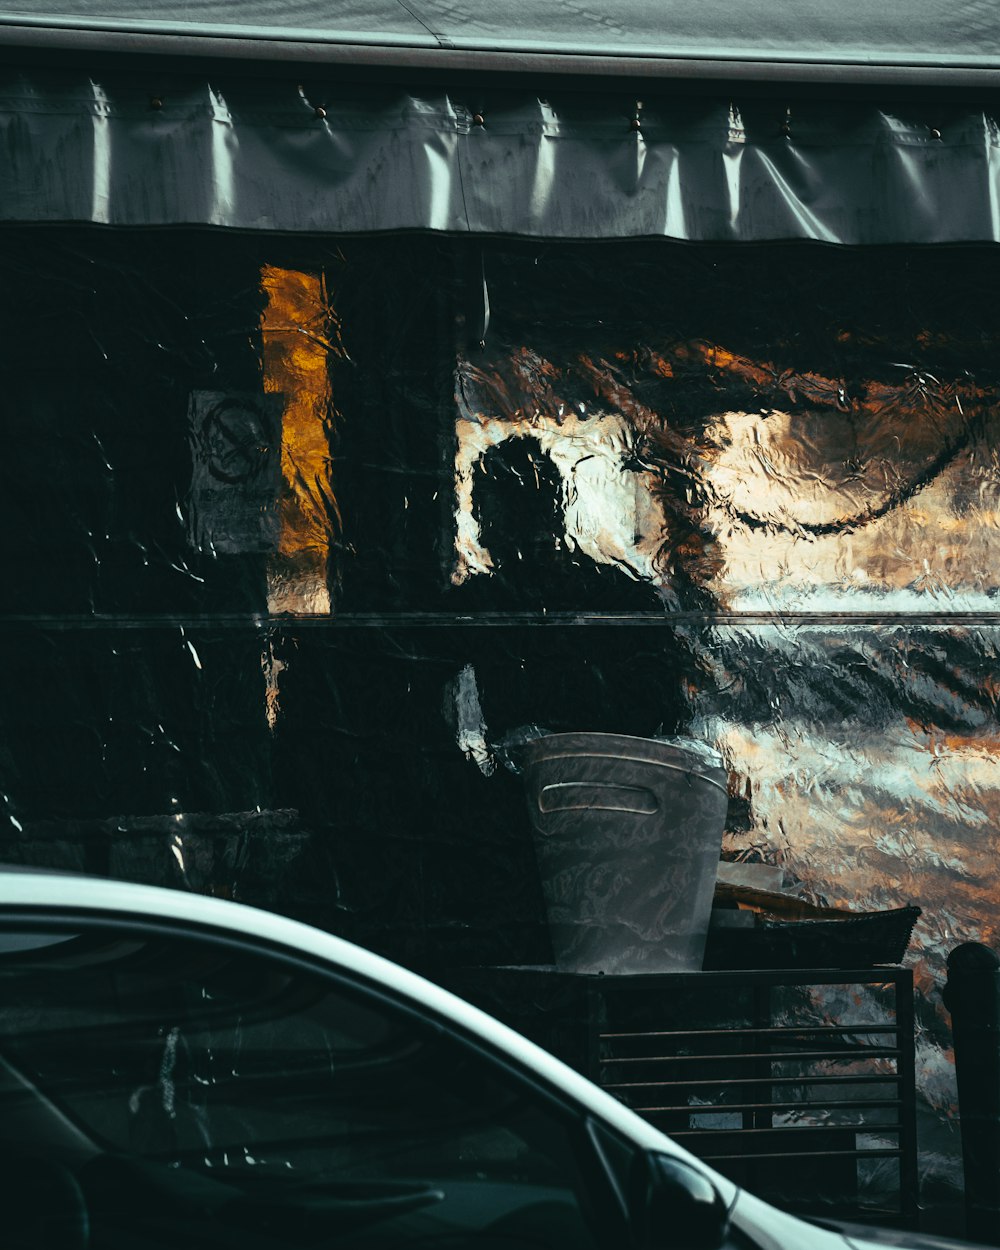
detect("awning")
(3, 73), (1000, 241)
(0, 0), (999, 85)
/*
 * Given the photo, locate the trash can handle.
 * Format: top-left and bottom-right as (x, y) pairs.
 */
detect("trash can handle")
(538, 780), (659, 816)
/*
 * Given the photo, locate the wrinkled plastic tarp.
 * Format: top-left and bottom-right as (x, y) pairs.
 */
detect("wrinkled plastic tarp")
(2, 229), (1000, 1200)
(5, 74), (1000, 241)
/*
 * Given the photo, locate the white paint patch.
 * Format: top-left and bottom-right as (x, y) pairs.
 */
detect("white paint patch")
(453, 663), (494, 777)
(262, 640), (286, 733)
(159, 1027), (180, 1119)
(452, 408), (664, 588)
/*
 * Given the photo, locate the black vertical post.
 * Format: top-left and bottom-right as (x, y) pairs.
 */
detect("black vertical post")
(585, 982), (602, 1086)
(943, 942), (1000, 1245)
(894, 968), (920, 1225)
(747, 981), (772, 1198)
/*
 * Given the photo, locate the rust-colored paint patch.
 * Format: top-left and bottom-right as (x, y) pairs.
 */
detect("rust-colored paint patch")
(261, 265), (342, 615)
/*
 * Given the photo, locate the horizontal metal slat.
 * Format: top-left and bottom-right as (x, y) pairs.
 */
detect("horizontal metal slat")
(629, 1098), (903, 1114)
(601, 1049), (901, 1065)
(696, 1148), (903, 1162)
(602, 1073), (902, 1090)
(669, 1124), (898, 1140)
(599, 1024), (899, 1041)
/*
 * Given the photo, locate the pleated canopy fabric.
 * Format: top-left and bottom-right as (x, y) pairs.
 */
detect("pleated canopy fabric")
(2, 74), (1000, 241)
(2, 3), (1000, 238)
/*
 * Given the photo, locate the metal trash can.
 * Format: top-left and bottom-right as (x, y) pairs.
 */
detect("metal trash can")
(522, 732), (728, 974)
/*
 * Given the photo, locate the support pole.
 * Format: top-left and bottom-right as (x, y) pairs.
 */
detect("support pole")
(944, 942), (1000, 1246)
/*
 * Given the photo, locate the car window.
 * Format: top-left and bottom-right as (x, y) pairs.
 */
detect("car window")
(0, 923), (611, 1249)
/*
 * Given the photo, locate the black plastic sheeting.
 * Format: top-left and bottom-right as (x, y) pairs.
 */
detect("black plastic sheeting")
(4, 229), (1000, 1205)
(4, 73), (1000, 240)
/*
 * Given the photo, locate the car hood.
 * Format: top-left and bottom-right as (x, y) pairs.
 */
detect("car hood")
(731, 1193), (975, 1250)
(830, 1221), (973, 1250)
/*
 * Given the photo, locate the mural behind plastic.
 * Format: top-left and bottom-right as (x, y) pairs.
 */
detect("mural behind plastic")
(1, 231), (999, 1192)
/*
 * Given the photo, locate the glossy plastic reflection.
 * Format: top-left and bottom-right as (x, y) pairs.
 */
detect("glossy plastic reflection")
(1, 232), (1000, 1205)
(3, 77), (1000, 242)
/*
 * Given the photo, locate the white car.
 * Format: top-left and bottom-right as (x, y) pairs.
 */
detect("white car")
(0, 871), (969, 1250)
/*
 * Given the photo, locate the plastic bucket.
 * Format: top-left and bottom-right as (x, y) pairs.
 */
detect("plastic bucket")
(522, 732), (728, 974)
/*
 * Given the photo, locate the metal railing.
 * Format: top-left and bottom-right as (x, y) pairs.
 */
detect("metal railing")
(586, 967), (918, 1224)
(442, 963), (919, 1224)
